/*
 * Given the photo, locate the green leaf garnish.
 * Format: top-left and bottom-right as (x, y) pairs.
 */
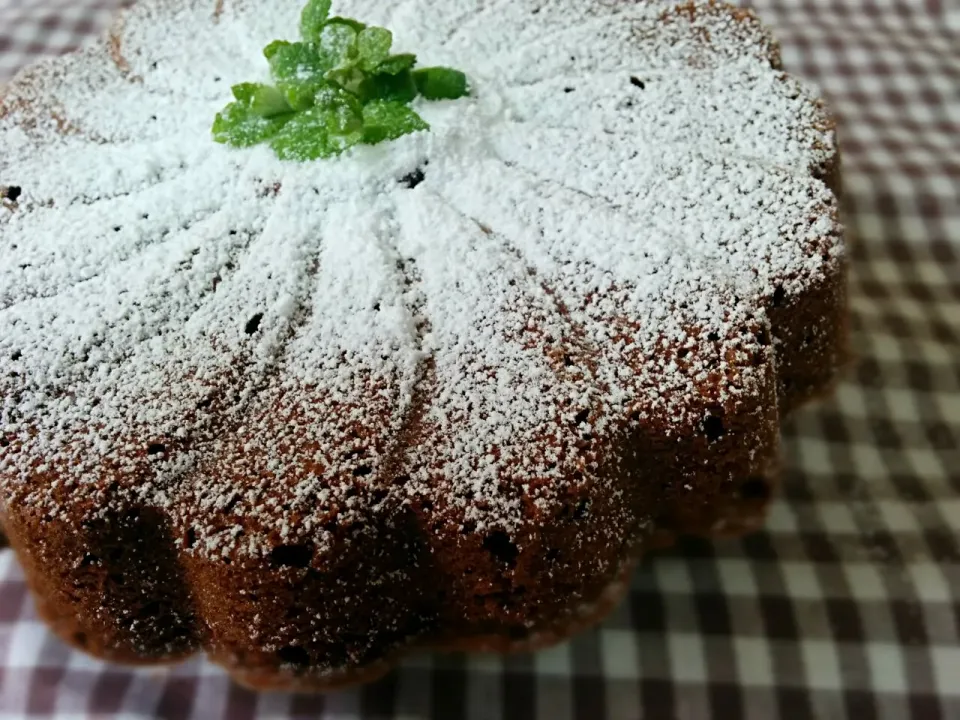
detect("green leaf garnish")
(357, 27), (392, 71)
(413, 67), (469, 100)
(325, 65), (366, 96)
(263, 40), (288, 60)
(358, 69), (418, 104)
(316, 22), (359, 68)
(270, 105), (363, 160)
(231, 83), (292, 117)
(283, 82), (324, 112)
(267, 41), (331, 86)
(266, 40), (346, 111)
(362, 101), (429, 145)
(325, 16), (366, 32)
(299, 0), (332, 44)
(213, 1), (469, 161)
(377, 53), (417, 75)
(315, 85), (364, 120)
(212, 102), (294, 147)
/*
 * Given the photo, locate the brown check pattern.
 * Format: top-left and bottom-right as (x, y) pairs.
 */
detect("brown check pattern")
(1, 1), (959, 718)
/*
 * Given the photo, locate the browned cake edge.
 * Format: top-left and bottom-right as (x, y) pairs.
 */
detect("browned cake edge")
(0, 249), (848, 691)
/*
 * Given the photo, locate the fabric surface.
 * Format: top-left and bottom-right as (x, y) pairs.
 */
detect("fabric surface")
(1, 0), (958, 718)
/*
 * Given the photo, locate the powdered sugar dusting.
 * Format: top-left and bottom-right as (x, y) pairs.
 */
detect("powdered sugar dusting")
(0, 0), (841, 563)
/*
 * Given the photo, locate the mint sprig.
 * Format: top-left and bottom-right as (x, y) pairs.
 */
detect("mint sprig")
(212, 0), (470, 161)
(413, 67), (470, 100)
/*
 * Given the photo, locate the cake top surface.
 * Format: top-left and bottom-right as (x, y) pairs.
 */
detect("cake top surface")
(0, 0), (840, 556)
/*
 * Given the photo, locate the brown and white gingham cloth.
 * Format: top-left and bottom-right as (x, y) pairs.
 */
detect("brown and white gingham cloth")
(1, 1), (958, 718)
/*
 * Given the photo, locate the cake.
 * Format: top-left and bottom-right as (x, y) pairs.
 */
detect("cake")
(0, 0), (846, 691)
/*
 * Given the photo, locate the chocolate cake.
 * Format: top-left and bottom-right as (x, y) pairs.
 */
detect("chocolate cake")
(0, 0), (846, 691)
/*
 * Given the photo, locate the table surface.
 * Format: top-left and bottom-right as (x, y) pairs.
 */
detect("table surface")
(1, 1), (959, 718)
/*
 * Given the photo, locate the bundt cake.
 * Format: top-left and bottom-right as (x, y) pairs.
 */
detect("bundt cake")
(0, 0), (846, 691)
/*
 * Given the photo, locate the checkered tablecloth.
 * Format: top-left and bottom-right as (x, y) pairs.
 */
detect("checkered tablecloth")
(1, 1), (959, 718)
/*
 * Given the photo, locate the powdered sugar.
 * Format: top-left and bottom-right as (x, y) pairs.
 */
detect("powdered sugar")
(0, 0), (841, 560)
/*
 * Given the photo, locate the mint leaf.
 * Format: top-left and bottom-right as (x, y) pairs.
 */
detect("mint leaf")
(315, 85), (364, 119)
(230, 83), (258, 104)
(412, 67), (469, 100)
(325, 16), (366, 32)
(283, 81), (324, 112)
(267, 42), (334, 109)
(270, 105), (363, 161)
(212, 102), (293, 147)
(358, 69), (417, 103)
(268, 41), (330, 80)
(283, 79), (328, 111)
(316, 22), (358, 68)
(263, 39), (291, 60)
(377, 53), (416, 75)
(362, 100), (428, 145)
(325, 66), (366, 95)
(231, 83), (291, 117)
(299, 0), (332, 43)
(216, 3), (468, 160)
(357, 27), (392, 71)
(328, 100), (364, 136)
